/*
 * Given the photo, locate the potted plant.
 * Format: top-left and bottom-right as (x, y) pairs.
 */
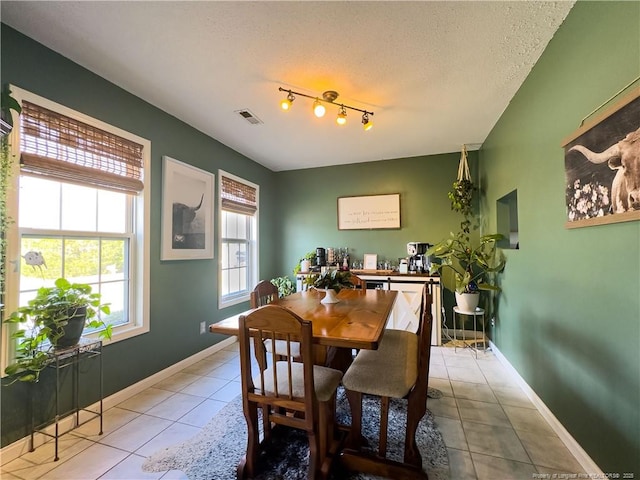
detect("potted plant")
(428, 144), (506, 312)
(304, 269), (355, 304)
(4, 278), (112, 383)
(293, 250), (316, 274)
(270, 276), (295, 297)
(427, 229), (505, 312)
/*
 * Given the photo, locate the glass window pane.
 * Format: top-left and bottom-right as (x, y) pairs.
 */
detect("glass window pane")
(99, 280), (127, 327)
(21, 237), (63, 283)
(221, 242), (229, 269)
(98, 190), (127, 233)
(64, 239), (99, 280)
(229, 212), (239, 238)
(19, 177), (60, 229)
(237, 215), (247, 239)
(228, 243), (240, 268)
(237, 243), (247, 267)
(228, 268), (240, 294)
(61, 184), (97, 231)
(239, 266), (247, 292)
(221, 270), (229, 296)
(101, 239), (126, 280)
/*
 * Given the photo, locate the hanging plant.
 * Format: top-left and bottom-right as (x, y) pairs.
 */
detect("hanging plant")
(448, 145), (476, 217)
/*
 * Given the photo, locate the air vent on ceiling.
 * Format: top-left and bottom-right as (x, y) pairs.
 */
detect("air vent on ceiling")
(235, 109), (263, 125)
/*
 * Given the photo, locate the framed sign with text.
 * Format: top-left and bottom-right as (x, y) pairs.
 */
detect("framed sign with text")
(337, 194), (401, 230)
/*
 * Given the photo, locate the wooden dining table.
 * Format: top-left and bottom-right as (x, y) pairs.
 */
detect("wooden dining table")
(209, 288), (398, 370)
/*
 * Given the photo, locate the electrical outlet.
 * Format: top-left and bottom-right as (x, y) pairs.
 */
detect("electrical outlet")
(200, 321), (206, 334)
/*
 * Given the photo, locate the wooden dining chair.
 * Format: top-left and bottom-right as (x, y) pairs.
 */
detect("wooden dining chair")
(249, 279), (279, 308)
(349, 274), (366, 289)
(250, 280), (301, 366)
(237, 305), (343, 479)
(340, 280), (435, 480)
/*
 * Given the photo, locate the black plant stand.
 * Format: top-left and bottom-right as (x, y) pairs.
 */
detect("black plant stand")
(30, 337), (103, 461)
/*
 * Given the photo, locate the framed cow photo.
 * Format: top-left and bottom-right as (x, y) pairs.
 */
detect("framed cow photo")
(161, 156), (215, 260)
(562, 87), (640, 229)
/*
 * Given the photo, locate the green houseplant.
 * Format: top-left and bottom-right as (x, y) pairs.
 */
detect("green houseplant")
(305, 269), (355, 292)
(427, 230), (505, 293)
(4, 278), (112, 383)
(293, 250), (316, 275)
(270, 276), (295, 297)
(428, 145), (506, 312)
(304, 269), (355, 304)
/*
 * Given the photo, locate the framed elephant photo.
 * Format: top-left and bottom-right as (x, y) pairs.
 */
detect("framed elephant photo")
(161, 156), (215, 260)
(562, 87), (639, 229)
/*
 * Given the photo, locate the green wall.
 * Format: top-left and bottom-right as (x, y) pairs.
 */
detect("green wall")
(277, 152), (478, 276)
(0, 25), (280, 446)
(480, 1), (639, 474)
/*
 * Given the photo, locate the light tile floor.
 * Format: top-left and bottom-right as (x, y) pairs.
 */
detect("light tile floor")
(1, 342), (588, 480)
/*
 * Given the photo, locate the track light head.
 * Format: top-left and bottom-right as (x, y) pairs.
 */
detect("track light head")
(362, 112), (373, 131)
(280, 92), (295, 111)
(313, 99), (326, 118)
(336, 106), (347, 125)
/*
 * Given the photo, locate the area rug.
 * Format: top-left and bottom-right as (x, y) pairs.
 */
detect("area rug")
(143, 388), (449, 480)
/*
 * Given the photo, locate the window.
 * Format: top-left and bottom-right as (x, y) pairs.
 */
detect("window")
(2, 86), (150, 375)
(218, 171), (258, 307)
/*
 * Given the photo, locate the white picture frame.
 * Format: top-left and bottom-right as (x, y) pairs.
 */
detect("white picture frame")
(363, 254), (378, 270)
(161, 156), (215, 260)
(337, 193), (401, 230)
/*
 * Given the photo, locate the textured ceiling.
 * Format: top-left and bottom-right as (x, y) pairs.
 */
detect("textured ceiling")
(1, 1), (575, 171)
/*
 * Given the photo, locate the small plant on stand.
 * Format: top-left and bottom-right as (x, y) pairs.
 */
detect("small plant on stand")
(4, 278), (112, 383)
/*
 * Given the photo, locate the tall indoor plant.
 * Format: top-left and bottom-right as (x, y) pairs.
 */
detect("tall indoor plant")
(428, 145), (505, 312)
(4, 278), (112, 383)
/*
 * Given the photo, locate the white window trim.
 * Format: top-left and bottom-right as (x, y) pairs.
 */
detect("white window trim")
(1, 86), (151, 376)
(217, 170), (259, 309)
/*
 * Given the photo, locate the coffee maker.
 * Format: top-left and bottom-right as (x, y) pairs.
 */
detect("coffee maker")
(407, 242), (431, 273)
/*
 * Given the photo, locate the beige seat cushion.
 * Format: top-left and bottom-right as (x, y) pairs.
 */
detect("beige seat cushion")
(342, 329), (418, 398)
(264, 339), (301, 358)
(255, 361), (342, 402)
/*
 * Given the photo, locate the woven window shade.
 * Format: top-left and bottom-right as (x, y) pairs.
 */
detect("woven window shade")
(221, 175), (257, 215)
(20, 101), (144, 194)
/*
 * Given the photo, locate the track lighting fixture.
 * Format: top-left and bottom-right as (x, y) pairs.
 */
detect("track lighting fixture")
(280, 92), (295, 111)
(278, 87), (374, 130)
(362, 112), (373, 131)
(336, 106), (347, 126)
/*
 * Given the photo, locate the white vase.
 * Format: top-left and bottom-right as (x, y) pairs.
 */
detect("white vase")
(300, 259), (311, 273)
(455, 292), (479, 313)
(320, 289), (340, 304)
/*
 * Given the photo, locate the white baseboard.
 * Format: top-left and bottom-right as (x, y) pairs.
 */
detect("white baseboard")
(489, 340), (604, 476)
(0, 336), (237, 466)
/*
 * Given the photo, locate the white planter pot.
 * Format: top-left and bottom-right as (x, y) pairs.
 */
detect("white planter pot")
(455, 292), (480, 313)
(320, 289), (340, 304)
(300, 259), (311, 273)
